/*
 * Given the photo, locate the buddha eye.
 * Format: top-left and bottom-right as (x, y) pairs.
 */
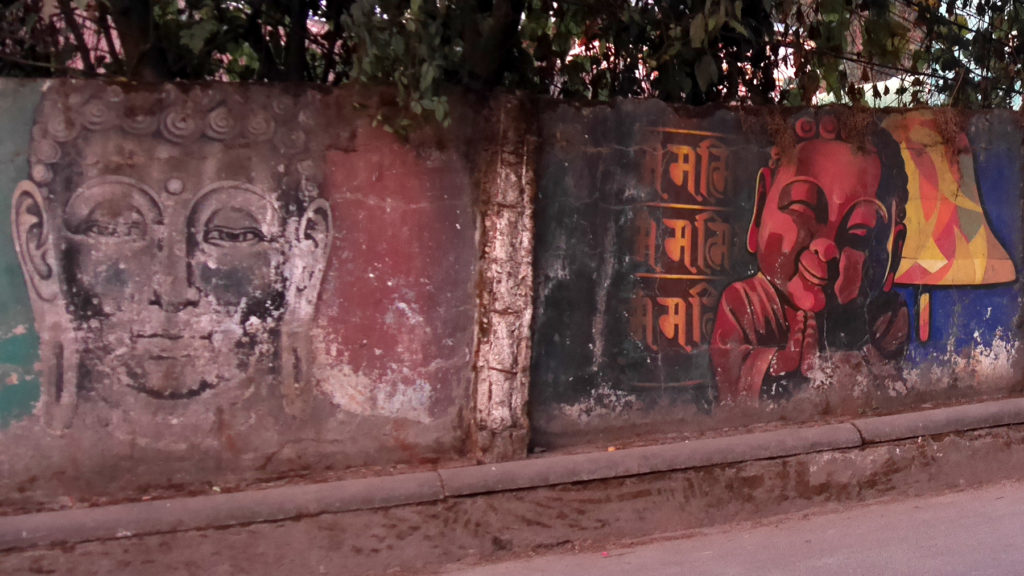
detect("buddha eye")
(847, 225), (871, 237)
(840, 225), (874, 251)
(64, 181), (160, 242)
(83, 222), (119, 237)
(79, 218), (146, 240)
(781, 199), (816, 217)
(777, 182), (825, 222)
(203, 226), (267, 246)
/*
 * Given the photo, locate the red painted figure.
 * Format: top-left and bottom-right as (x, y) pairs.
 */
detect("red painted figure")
(711, 113), (910, 403)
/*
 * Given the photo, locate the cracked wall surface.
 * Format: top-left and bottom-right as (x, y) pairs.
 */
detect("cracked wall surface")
(470, 96), (536, 463)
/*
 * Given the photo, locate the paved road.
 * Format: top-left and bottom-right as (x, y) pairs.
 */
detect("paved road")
(440, 481), (1024, 576)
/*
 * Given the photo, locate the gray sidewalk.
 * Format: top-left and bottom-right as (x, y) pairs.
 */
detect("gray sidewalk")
(440, 481), (1024, 576)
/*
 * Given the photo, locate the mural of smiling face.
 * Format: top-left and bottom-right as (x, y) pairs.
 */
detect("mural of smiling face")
(748, 115), (907, 314)
(13, 85), (331, 430)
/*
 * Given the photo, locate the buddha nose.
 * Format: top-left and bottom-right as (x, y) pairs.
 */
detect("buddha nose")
(150, 245), (200, 312)
(809, 238), (839, 262)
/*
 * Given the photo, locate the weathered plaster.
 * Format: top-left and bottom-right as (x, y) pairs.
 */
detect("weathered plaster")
(0, 81), (484, 510)
(470, 95), (537, 463)
(0, 79), (1021, 509)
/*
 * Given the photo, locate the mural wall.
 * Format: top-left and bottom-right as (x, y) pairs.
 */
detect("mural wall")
(1, 79), (1020, 508)
(0, 80), (481, 511)
(531, 102), (1022, 447)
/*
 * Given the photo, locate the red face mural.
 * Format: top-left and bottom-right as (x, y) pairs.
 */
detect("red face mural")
(753, 139), (899, 313)
(711, 114), (910, 403)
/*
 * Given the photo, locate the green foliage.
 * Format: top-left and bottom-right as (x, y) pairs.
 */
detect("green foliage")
(1, 0), (1022, 120)
(342, 0), (454, 129)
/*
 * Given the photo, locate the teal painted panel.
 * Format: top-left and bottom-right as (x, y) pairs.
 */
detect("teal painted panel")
(0, 79), (42, 427)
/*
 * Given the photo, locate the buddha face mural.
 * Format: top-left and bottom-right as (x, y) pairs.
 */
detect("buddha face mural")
(749, 116), (908, 315)
(711, 112), (911, 403)
(12, 84), (332, 430)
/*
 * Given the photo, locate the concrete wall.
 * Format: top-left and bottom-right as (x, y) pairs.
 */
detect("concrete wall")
(0, 80), (1020, 511)
(531, 101), (1023, 448)
(0, 80), (539, 512)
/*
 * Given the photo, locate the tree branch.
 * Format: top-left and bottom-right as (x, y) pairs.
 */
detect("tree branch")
(463, 0), (527, 89)
(106, 0), (171, 81)
(320, 0), (352, 84)
(283, 0), (310, 82)
(0, 52), (81, 74)
(96, 1), (125, 73)
(56, 0), (96, 74)
(244, 2), (280, 80)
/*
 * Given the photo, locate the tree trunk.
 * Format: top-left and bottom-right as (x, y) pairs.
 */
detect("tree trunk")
(56, 0), (96, 75)
(106, 0), (172, 81)
(283, 0), (310, 82)
(463, 0), (526, 89)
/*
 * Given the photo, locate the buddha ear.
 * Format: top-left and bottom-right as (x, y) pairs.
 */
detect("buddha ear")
(13, 180), (76, 431)
(12, 180), (60, 302)
(295, 197), (332, 290)
(280, 198), (332, 418)
(883, 222), (907, 292)
(747, 167), (771, 254)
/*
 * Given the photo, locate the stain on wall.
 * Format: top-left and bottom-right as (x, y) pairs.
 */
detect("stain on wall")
(313, 117), (477, 427)
(531, 102), (1022, 448)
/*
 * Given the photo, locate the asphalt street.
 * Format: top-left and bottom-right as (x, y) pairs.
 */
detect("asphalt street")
(440, 481), (1024, 576)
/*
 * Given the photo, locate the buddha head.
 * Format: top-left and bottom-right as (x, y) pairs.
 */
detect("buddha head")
(747, 111), (908, 317)
(12, 83), (332, 431)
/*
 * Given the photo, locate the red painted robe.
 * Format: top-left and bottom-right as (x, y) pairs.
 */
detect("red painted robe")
(710, 273), (909, 403)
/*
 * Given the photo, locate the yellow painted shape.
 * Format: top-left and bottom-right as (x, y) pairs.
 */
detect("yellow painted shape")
(886, 112), (1016, 286)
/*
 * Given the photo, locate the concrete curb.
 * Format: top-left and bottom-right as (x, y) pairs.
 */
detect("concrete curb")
(3, 397), (1024, 552)
(0, 471), (443, 552)
(440, 423), (861, 496)
(851, 397), (1024, 443)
